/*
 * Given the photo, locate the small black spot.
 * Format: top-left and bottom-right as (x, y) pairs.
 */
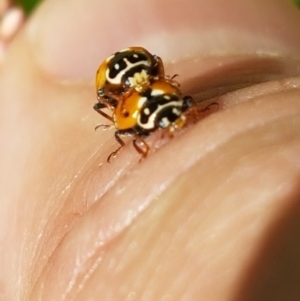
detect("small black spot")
(122, 111), (130, 118)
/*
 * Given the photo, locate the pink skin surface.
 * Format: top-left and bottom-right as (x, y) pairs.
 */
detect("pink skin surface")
(0, 2), (24, 62)
(1, 0), (300, 300)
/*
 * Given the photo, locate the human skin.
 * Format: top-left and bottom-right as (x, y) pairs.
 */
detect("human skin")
(1, 0), (300, 300)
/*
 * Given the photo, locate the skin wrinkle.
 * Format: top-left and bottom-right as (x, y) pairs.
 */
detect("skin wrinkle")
(29, 145), (140, 297)
(27, 0), (300, 80)
(15, 67), (298, 298)
(180, 56), (300, 100)
(5, 63), (300, 298)
(78, 126), (300, 300)
(29, 60), (296, 274)
(28, 85), (300, 300)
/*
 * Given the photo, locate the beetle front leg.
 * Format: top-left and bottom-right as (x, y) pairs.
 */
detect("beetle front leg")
(107, 130), (126, 162)
(93, 102), (113, 122)
(133, 135), (150, 160)
(153, 55), (165, 78)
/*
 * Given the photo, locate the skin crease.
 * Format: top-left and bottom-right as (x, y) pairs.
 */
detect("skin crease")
(0, 0), (300, 301)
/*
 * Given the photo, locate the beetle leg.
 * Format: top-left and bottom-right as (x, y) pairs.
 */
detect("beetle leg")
(95, 124), (113, 131)
(153, 55), (165, 78)
(170, 74), (179, 80)
(164, 114), (187, 138)
(199, 102), (219, 114)
(196, 102), (219, 120)
(93, 102), (113, 122)
(103, 92), (123, 104)
(121, 86), (135, 99)
(161, 74), (180, 88)
(133, 136), (150, 160)
(107, 130), (126, 162)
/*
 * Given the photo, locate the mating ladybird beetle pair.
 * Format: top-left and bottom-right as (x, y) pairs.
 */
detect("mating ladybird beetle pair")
(94, 47), (193, 162)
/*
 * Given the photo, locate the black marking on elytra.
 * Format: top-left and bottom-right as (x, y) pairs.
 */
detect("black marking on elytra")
(109, 59), (127, 79)
(157, 113), (177, 128)
(126, 52), (148, 64)
(139, 94), (181, 126)
(108, 51), (150, 79)
(140, 88), (152, 99)
(155, 104), (182, 129)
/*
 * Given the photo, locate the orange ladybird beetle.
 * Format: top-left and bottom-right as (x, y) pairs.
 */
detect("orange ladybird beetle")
(104, 80), (193, 162)
(94, 47), (194, 162)
(94, 47), (165, 119)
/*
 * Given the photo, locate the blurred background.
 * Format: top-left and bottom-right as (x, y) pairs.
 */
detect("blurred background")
(16, 0), (40, 14)
(15, 0), (300, 15)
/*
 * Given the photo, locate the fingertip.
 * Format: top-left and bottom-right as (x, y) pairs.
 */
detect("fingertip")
(26, 0), (300, 82)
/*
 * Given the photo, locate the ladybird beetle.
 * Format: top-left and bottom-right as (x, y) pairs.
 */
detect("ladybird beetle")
(95, 47), (165, 109)
(105, 80), (193, 162)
